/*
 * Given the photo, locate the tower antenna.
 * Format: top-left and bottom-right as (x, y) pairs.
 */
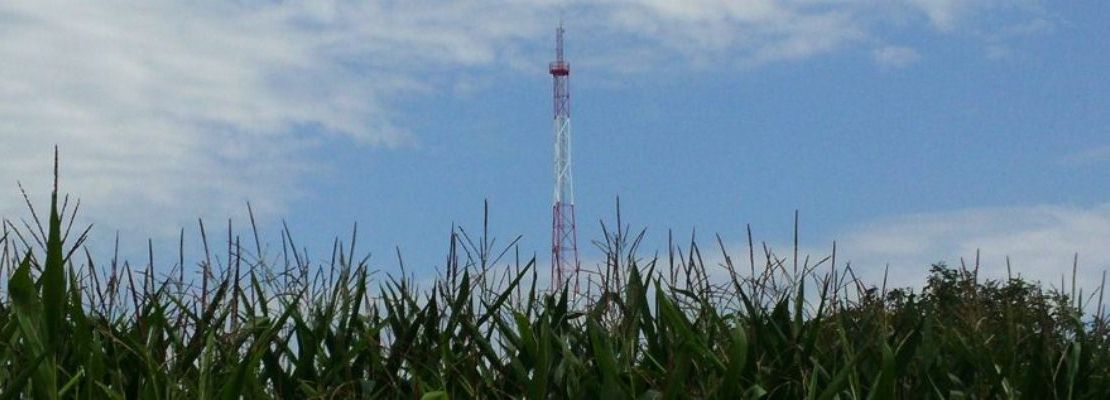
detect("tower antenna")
(549, 20), (579, 293)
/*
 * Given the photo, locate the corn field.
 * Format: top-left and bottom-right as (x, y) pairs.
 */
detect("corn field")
(2, 166), (1110, 399)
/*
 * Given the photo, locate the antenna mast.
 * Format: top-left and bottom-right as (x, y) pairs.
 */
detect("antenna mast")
(549, 21), (579, 293)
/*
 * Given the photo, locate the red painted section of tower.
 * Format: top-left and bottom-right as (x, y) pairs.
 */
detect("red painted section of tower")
(550, 22), (579, 293)
(551, 202), (578, 291)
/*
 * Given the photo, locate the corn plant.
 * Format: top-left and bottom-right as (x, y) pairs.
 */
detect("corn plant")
(1, 159), (1109, 399)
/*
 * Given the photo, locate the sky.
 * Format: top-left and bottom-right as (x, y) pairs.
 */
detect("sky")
(1, 1), (1108, 291)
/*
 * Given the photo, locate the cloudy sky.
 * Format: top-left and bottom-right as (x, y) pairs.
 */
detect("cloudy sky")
(1, 1), (1108, 290)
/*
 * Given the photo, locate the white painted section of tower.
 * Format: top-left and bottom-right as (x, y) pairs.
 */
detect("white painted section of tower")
(554, 115), (573, 204)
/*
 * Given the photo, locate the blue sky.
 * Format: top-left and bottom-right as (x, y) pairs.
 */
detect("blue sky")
(2, 1), (1108, 288)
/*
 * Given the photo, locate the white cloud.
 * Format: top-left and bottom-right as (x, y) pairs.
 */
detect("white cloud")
(601, 1), (866, 66)
(873, 45), (921, 68)
(671, 203), (1110, 308)
(0, 1), (1050, 244)
(905, 0), (979, 31)
(1000, 17), (1055, 36)
(0, 2), (411, 238)
(1063, 145), (1110, 167)
(981, 16), (1055, 60)
(834, 204), (1110, 292)
(984, 44), (1013, 60)
(0, 1), (531, 239)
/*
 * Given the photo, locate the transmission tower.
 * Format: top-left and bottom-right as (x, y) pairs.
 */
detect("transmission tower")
(549, 21), (579, 293)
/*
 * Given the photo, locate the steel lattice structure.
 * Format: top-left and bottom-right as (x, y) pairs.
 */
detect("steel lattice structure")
(549, 22), (579, 293)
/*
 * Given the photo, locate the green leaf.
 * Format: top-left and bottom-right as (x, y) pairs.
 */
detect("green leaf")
(41, 172), (67, 348)
(421, 391), (449, 400)
(718, 323), (749, 397)
(9, 252), (58, 400)
(866, 341), (896, 400)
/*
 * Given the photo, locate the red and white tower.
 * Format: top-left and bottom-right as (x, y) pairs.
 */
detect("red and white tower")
(549, 22), (579, 292)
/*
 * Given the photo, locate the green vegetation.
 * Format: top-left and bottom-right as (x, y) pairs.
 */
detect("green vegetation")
(2, 162), (1110, 399)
